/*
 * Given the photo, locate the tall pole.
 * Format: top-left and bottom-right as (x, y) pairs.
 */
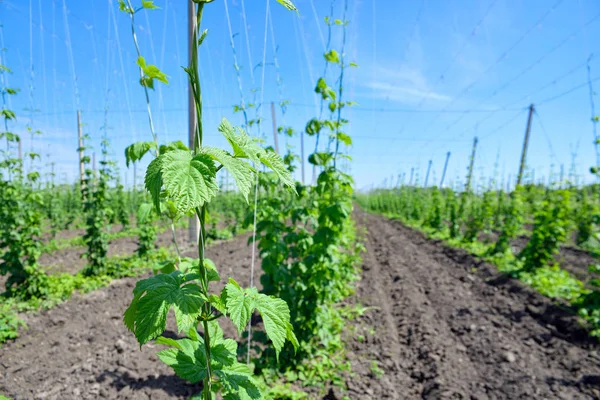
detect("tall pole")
(465, 136), (478, 194)
(270, 102), (279, 154)
(409, 167), (415, 186)
(188, 1), (198, 243)
(424, 160), (432, 187)
(440, 151), (451, 187)
(516, 103), (534, 187)
(77, 110), (84, 187)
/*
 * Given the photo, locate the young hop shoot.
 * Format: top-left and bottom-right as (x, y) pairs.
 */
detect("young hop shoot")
(119, 1), (300, 398)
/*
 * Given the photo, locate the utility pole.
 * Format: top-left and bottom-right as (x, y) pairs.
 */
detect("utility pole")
(77, 110), (84, 188)
(560, 164), (565, 188)
(18, 140), (22, 161)
(409, 167), (415, 186)
(188, 0), (199, 243)
(440, 151), (451, 188)
(424, 160), (432, 187)
(516, 103), (534, 187)
(270, 102), (279, 154)
(465, 136), (478, 194)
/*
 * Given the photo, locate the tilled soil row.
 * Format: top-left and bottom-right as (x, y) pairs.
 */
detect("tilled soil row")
(2, 212), (600, 399)
(345, 210), (600, 399)
(0, 234), (253, 400)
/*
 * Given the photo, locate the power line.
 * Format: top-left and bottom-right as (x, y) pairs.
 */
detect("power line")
(441, 11), (600, 132)
(537, 74), (600, 105)
(395, 0), (499, 135)
(416, 0), (565, 138)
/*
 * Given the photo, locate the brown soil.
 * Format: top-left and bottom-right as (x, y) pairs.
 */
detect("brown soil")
(0, 234), (254, 400)
(342, 211), (600, 399)
(1, 212), (600, 399)
(37, 228), (193, 275)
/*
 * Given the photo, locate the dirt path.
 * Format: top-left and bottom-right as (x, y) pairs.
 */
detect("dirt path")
(345, 211), (600, 399)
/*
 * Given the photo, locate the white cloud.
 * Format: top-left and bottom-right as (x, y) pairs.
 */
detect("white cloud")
(361, 65), (451, 104)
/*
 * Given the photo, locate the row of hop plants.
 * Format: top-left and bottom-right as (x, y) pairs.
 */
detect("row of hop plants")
(357, 181), (600, 337)
(116, 1), (310, 399)
(251, 4), (365, 391)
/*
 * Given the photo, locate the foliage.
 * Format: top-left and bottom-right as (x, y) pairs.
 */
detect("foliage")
(81, 136), (115, 277)
(518, 189), (571, 272)
(0, 63), (49, 299)
(120, 2), (299, 399)
(253, 8), (363, 392)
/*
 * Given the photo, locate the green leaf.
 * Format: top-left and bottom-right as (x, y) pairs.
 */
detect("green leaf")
(157, 338), (208, 383)
(145, 156), (164, 211)
(159, 140), (189, 154)
(142, 0), (160, 9)
(201, 146), (253, 202)
(275, 0), (298, 13)
(255, 294), (297, 359)
(137, 56), (168, 89)
(137, 203), (154, 223)
(161, 150), (218, 215)
(210, 339), (238, 367)
(324, 49), (340, 63)
(208, 294), (227, 314)
(215, 363), (261, 400)
(217, 118), (296, 192)
(224, 281), (255, 334)
(125, 141), (156, 167)
(204, 258), (221, 282)
(337, 132), (352, 146)
(123, 272), (206, 345)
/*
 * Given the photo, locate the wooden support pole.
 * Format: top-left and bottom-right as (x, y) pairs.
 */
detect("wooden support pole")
(409, 167), (415, 186)
(424, 160), (432, 187)
(516, 104), (535, 187)
(440, 151), (451, 188)
(465, 136), (478, 194)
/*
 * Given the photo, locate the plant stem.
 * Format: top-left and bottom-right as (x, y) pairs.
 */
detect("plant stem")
(170, 222), (182, 262)
(125, 0), (159, 150)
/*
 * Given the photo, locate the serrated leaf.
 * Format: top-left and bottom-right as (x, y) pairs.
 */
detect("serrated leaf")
(125, 141), (156, 167)
(275, 0), (297, 12)
(159, 140), (189, 154)
(157, 338), (207, 383)
(255, 294), (295, 359)
(224, 283), (255, 334)
(156, 336), (184, 350)
(258, 151), (296, 191)
(173, 284), (205, 332)
(137, 203), (154, 223)
(215, 363), (261, 400)
(161, 150), (218, 214)
(210, 339), (237, 367)
(324, 49), (340, 63)
(142, 0), (160, 9)
(145, 156), (164, 212)
(204, 258), (221, 282)
(201, 146), (253, 202)
(208, 294), (227, 314)
(123, 273), (205, 345)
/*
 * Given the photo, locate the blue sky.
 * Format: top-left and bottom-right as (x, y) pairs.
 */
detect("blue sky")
(1, 0), (600, 190)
